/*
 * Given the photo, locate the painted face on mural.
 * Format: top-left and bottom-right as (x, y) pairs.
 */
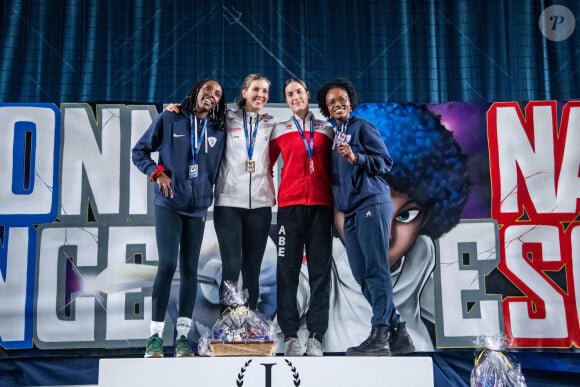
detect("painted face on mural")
(242, 79), (270, 112)
(334, 188), (425, 270)
(388, 189), (426, 269)
(195, 80), (223, 113)
(325, 87), (351, 123)
(284, 81), (310, 117)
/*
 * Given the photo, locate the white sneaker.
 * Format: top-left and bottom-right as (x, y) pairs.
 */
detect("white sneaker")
(305, 337), (323, 356)
(284, 337), (303, 356)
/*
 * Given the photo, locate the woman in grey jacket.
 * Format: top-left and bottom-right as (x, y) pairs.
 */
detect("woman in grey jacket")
(213, 73), (277, 312)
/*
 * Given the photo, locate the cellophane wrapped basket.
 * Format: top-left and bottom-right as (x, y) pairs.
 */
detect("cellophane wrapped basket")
(470, 335), (526, 387)
(198, 281), (276, 356)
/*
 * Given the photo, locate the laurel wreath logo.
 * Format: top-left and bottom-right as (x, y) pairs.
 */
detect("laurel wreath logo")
(235, 358), (301, 386)
(236, 359), (252, 387)
(285, 359), (301, 386)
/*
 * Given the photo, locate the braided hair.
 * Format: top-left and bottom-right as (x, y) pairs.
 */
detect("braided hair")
(180, 79), (227, 130)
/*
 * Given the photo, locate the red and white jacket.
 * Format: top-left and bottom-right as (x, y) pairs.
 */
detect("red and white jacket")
(269, 111), (334, 208)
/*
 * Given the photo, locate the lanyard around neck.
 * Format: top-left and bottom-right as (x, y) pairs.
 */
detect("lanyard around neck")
(190, 114), (208, 163)
(292, 115), (314, 161)
(243, 110), (259, 160)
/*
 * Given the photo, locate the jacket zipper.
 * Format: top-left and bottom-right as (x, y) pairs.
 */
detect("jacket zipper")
(248, 169), (252, 209)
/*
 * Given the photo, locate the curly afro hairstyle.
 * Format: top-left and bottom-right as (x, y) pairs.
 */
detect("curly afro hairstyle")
(316, 78), (358, 119)
(180, 78), (227, 131)
(354, 102), (471, 239)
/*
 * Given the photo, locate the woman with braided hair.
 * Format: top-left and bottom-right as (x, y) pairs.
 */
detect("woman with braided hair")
(132, 79), (227, 358)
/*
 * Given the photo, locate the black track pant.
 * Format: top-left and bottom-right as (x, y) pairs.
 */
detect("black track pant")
(214, 205), (272, 310)
(152, 205), (205, 322)
(276, 205), (332, 339)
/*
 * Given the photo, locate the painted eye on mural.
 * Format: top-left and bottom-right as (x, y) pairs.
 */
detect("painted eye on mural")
(395, 208), (422, 223)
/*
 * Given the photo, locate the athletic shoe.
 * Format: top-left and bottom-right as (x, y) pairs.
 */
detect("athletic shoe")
(144, 333), (164, 358)
(284, 337), (303, 356)
(174, 335), (194, 357)
(305, 337), (323, 356)
(345, 326), (391, 356)
(389, 322), (415, 355)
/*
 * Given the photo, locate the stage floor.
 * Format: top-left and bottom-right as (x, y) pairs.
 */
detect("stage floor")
(98, 356), (433, 387)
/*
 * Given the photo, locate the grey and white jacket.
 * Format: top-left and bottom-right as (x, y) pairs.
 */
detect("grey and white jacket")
(214, 108), (277, 209)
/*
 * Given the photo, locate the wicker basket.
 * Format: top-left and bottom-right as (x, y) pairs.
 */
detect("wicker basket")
(209, 341), (276, 357)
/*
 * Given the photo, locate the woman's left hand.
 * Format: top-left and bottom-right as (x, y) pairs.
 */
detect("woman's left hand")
(337, 143), (357, 164)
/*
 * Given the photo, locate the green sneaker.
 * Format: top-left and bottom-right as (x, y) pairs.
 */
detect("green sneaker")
(144, 333), (164, 358)
(174, 335), (194, 357)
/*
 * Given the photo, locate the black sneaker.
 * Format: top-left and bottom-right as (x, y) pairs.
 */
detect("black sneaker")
(345, 326), (391, 356)
(389, 322), (415, 355)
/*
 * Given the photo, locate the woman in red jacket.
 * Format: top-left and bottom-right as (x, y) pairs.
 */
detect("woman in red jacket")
(269, 78), (334, 356)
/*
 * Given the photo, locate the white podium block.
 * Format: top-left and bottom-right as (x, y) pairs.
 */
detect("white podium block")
(99, 356), (433, 387)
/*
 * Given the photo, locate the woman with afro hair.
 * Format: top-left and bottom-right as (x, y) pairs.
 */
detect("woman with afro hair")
(317, 79), (415, 356)
(293, 101), (471, 352)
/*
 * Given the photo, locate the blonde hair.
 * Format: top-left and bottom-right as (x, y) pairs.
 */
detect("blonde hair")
(236, 73), (271, 109)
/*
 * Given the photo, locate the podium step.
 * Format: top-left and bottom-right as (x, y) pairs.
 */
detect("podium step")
(99, 356), (433, 387)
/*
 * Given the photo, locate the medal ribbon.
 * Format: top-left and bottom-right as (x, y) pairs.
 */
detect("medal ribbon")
(190, 114), (208, 163)
(292, 115), (314, 163)
(243, 110), (259, 160)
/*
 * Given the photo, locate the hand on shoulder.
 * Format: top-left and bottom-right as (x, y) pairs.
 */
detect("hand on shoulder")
(164, 103), (180, 113)
(260, 113), (277, 124)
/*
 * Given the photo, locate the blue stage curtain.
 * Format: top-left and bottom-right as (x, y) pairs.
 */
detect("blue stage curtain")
(1, 0), (579, 104)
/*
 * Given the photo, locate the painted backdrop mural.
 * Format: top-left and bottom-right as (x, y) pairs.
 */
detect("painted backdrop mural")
(0, 101), (578, 355)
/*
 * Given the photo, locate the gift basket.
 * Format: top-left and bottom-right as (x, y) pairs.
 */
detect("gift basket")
(198, 281), (276, 356)
(470, 335), (526, 387)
